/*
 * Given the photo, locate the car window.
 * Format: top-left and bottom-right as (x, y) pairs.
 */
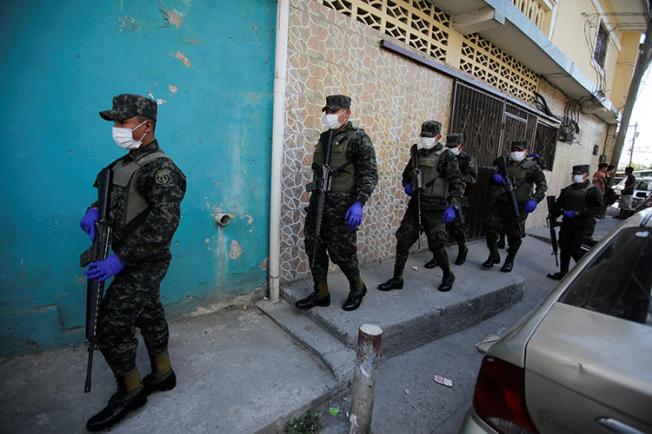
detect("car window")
(637, 181), (650, 191)
(560, 227), (652, 326)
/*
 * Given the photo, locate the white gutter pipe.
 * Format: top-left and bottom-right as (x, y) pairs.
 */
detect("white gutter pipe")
(269, 0), (289, 303)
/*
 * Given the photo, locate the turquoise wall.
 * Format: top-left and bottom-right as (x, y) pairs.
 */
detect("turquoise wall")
(0, 0), (276, 356)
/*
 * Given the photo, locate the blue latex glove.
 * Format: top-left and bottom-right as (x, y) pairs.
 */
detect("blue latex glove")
(524, 199), (537, 213)
(492, 173), (505, 185)
(86, 255), (125, 282)
(80, 208), (99, 241)
(563, 210), (577, 219)
(443, 206), (456, 224)
(404, 182), (414, 196)
(345, 201), (363, 230)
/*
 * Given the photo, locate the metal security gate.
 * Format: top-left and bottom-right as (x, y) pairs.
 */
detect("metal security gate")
(449, 81), (558, 240)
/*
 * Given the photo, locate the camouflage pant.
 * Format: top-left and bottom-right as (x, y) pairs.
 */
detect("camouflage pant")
(97, 259), (171, 376)
(558, 219), (595, 273)
(305, 194), (361, 292)
(485, 200), (526, 257)
(394, 200), (450, 276)
(447, 206), (467, 248)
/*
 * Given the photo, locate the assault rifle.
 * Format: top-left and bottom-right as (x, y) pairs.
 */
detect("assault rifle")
(410, 144), (424, 249)
(309, 130), (335, 267)
(79, 167), (113, 393)
(496, 155), (523, 237)
(546, 195), (559, 267)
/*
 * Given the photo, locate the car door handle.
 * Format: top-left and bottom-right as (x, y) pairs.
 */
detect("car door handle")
(596, 417), (646, 434)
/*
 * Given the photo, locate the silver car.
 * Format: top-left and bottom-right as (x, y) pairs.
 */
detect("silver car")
(461, 208), (652, 434)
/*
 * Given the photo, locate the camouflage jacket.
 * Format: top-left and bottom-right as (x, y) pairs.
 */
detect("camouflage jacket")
(401, 144), (465, 209)
(92, 140), (186, 265)
(457, 151), (478, 199)
(492, 156), (547, 204)
(311, 122), (378, 206)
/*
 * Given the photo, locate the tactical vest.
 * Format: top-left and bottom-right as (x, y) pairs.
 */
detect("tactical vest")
(507, 162), (533, 202)
(111, 151), (170, 226)
(563, 183), (591, 211)
(419, 147), (448, 199)
(313, 131), (358, 193)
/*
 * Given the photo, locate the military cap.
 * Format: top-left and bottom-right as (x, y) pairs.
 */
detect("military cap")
(322, 94), (351, 112)
(510, 140), (528, 150)
(572, 164), (590, 174)
(100, 93), (157, 121)
(446, 133), (464, 147)
(420, 120), (442, 137)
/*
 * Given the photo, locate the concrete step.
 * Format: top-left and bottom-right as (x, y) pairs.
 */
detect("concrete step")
(257, 299), (356, 383)
(280, 241), (525, 357)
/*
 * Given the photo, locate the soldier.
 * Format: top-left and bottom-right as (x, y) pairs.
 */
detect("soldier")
(378, 121), (465, 293)
(547, 164), (602, 280)
(295, 95), (378, 311)
(425, 133), (477, 268)
(483, 140), (547, 272)
(79, 94), (186, 431)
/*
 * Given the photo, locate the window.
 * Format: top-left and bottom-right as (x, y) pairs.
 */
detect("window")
(593, 22), (608, 69)
(561, 227), (652, 325)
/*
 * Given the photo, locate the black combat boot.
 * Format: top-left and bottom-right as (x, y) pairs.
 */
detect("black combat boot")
(295, 282), (330, 310)
(500, 255), (515, 273)
(482, 253), (501, 268)
(86, 370), (147, 432)
(546, 272), (565, 280)
(343, 278), (367, 311)
(455, 246), (468, 265)
(438, 271), (455, 292)
(143, 351), (177, 396)
(424, 257), (437, 269)
(378, 277), (404, 291)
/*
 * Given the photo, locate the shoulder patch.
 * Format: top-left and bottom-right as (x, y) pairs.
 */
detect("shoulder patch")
(154, 168), (174, 186)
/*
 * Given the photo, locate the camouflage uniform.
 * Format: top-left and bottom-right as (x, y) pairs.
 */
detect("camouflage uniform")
(94, 95), (186, 376)
(549, 165), (602, 278)
(446, 135), (477, 252)
(392, 123), (465, 279)
(485, 149), (547, 261)
(304, 121), (378, 292)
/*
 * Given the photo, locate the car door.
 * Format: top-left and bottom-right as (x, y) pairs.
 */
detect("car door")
(523, 220), (652, 433)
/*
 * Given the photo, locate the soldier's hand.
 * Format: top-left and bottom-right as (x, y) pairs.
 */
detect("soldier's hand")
(345, 201), (363, 230)
(443, 206), (456, 224)
(491, 173), (505, 185)
(404, 183), (414, 196)
(86, 255), (125, 282)
(524, 199), (537, 213)
(80, 208), (99, 241)
(563, 210), (577, 219)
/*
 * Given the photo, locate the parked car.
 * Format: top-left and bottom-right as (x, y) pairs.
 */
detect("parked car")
(614, 176), (652, 204)
(460, 208), (652, 434)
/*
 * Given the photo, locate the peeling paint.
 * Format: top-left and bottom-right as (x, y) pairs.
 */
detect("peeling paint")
(229, 240), (243, 260)
(156, 98), (167, 105)
(117, 16), (138, 32)
(259, 258), (268, 270)
(159, 5), (183, 29)
(185, 37), (201, 45)
(168, 84), (178, 94)
(174, 51), (192, 68)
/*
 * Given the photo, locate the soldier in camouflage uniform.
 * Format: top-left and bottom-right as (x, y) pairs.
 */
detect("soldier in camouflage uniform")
(378, 121), (465, 293)
(547, 164), (602, 280)
(295, 95), (378, 311)
(79, 94), (186, 431)
(424, 133), (477, 268)
(483, 140), (547, 272)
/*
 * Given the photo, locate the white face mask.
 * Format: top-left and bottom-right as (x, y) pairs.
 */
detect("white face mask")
(572, 174), (586, 184)
(510, 151), (526, 162)
(419, 136), (437, 150)
(112, 120), (148, 150)
(322, 113), (342, 130)
(448, 146), (461, 155)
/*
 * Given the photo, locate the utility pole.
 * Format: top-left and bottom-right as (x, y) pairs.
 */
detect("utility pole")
(628, 123), (639, 167)
(611, 15), (652, 168)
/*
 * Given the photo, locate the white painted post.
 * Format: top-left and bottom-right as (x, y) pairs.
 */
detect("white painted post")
(349, 324), (383, 434)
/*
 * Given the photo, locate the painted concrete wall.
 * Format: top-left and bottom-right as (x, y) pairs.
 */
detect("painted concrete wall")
(0, 0), (276, 357)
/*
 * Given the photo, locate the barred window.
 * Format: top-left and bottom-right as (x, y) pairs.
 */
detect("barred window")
(594, 22), (608, 69)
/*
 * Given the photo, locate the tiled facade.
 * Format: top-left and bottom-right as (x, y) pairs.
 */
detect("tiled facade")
(281, 0), (612, 282)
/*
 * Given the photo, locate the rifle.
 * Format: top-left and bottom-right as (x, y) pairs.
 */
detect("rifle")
(496, 155), (523, 237)
(309, 130), (335, 267)
(79, 167), (113, 393)
(410, 144), (424, 249)
(546, 195), (560, 267)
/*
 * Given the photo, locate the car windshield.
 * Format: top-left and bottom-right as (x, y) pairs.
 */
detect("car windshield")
(560, 227), (652, 325)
